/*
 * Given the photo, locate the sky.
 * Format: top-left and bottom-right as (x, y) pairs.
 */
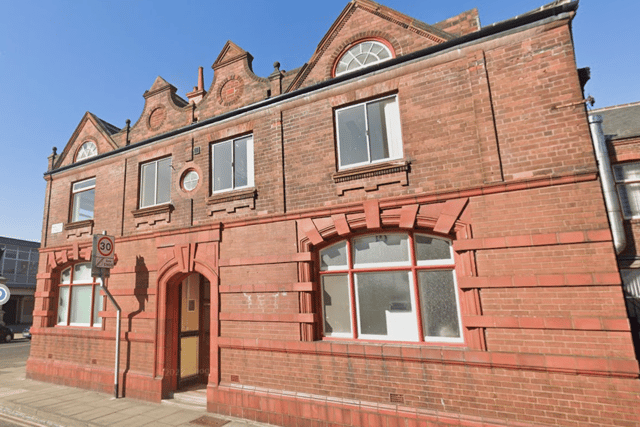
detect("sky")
(0, 0), (638, 243)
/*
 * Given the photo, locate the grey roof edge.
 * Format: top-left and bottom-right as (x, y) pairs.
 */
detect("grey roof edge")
(45, 0), (579, 177)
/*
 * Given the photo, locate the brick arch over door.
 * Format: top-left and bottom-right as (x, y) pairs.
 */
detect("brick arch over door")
(155, 245), (219, 397)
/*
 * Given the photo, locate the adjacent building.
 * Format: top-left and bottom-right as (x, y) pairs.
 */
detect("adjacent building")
(0, 237), (38, 325)
(591, 101), (640, 355)
(27, 1), (640, 426)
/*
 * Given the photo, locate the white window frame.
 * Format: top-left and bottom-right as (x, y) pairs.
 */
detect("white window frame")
(335, 40), (392, 76)
(319, 232), (463, 344)
(211, 134), (254, 194)
(139, 157), (172, 208)
(335, 95), (403, 170)
(613, 162), (640, 219)
(76, 141), (98, 161)
(57, 263), (103, 328)
(70, 177), (96, 222)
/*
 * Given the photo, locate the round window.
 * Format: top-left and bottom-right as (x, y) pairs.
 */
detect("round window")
(182, 170), (199, 191)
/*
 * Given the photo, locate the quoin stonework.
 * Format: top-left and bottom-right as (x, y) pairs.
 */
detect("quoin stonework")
(28, 1), (640, 426)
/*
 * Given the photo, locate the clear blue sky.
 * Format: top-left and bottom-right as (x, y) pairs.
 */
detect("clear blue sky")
(1, 0), (638, 243)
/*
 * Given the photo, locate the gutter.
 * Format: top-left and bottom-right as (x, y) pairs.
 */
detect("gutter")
(45, 0), (579, 177)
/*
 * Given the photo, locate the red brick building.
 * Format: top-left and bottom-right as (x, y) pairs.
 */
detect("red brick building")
(27, 1), (640, 426)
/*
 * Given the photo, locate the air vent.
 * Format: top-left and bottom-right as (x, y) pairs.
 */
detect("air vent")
(47, 354), (53, 359)
(91, 359), (97, 365)
(193, 147), (201, 155)
(230, 375), (240, 382)
(389, 393), (404, 404)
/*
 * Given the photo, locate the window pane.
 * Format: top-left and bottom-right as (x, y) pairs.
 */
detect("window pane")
(320, 241), (347, 271)
(418, 270), (460, 339)
(73, 178), (95, 192)
(353, 234), (409, 266)
(93, 285), (103, 326)
(234, 136), (249, 188)
(618, 183), (640, 218)
(3, 259), (16, 275)
(73, 263), (93, 283)
(57, 286), (69, 325)
(621, 269), (640, 299)
(69, 285), (92, 325)
(156, 158), (171, 204)
(366, 100), (390, 161)
(614, 163), (640, 182)
(337, 104), (368, 167)
(141, 162), (156, 207)
(415, 235), (452, 263)
(61, 267), (71, 284)
(213, 141), (233, 191)
(17, 250), (29, 260)
(322, 275), (351, 336)
(72, 188), (95, 222)
(355, 271), (417, 341)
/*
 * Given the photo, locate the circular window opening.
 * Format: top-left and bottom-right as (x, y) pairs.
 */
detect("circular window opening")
(182, 170), (199, 191)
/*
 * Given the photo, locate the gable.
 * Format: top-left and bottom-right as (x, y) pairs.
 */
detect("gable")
(54, 112), (121, 169)
(287, 0), (454, 91)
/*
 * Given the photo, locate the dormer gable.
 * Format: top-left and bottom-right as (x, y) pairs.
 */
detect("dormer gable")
(194, 41), (270, 119)
(51, 112), (120, 170)
(286, 0), (456, 92)
(126, 76), (190, 143)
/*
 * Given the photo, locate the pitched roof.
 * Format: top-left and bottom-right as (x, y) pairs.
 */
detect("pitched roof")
(590, 102), (640, 140)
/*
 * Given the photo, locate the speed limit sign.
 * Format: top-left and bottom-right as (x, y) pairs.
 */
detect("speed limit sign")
(92, 233), (115, 276)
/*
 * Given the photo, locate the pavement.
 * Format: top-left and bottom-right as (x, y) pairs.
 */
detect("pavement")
(0, 338), (278, 427)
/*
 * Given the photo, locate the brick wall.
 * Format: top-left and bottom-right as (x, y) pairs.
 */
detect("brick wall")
(28, 3), (640, 427)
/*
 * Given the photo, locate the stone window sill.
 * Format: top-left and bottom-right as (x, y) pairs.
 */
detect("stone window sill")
(132, 203), (173, 228)
(333, 159), (410, 195)
(207, 187), (257, 214)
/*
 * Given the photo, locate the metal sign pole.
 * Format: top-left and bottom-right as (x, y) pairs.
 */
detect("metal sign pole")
(93, 231), (120, 399)
(100, 269), (121, 399)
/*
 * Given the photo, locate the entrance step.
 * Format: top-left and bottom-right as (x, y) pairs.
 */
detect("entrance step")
(162, 385), (207, 411)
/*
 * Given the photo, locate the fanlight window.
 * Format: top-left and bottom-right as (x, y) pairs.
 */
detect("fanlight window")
(335, 40), (392, 76)
(76, 141), (98, 161)
(319, 232), (463, 343)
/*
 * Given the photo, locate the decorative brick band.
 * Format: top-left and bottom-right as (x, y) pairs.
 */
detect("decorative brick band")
(216, 337), (639, 378)
(219, 313), (315, 323)
(219, 282), (315, 293)
(219, 252), (314, 267)
(453, 229), (612, 251)
(463, 315), (630, 332)
(457, 272), (621, 289)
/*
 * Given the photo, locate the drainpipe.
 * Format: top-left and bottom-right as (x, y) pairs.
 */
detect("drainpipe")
(589, 114), (626, 254)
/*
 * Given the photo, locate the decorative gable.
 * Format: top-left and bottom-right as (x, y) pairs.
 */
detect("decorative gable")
(126, 76), (190, 143)
(52, 112), (120, 170)
(287, 0), (455, 92)
(193, 41), (270, 119)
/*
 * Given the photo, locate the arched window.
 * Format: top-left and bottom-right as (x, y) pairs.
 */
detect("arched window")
(57, 263), (103, 327)
(319, 232), (463, 343)
(334, 40), (393, 76)
(76, 141), (98, 162)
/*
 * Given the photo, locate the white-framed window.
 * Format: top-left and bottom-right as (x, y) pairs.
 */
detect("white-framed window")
(319, 232), (463, 343)
(335, 95), (402, 169)
(211, 135), (254, 193)
(70, 178), (95, 222)
(140, 157), (172, 208)
(57, 263), (103, 327)
(335, 40), (392, 76)
(614, 162), (640, 219)
(76, 141), (98, 161)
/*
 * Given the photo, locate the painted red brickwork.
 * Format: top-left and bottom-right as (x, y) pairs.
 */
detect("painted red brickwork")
(29, 2), (640, 427)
